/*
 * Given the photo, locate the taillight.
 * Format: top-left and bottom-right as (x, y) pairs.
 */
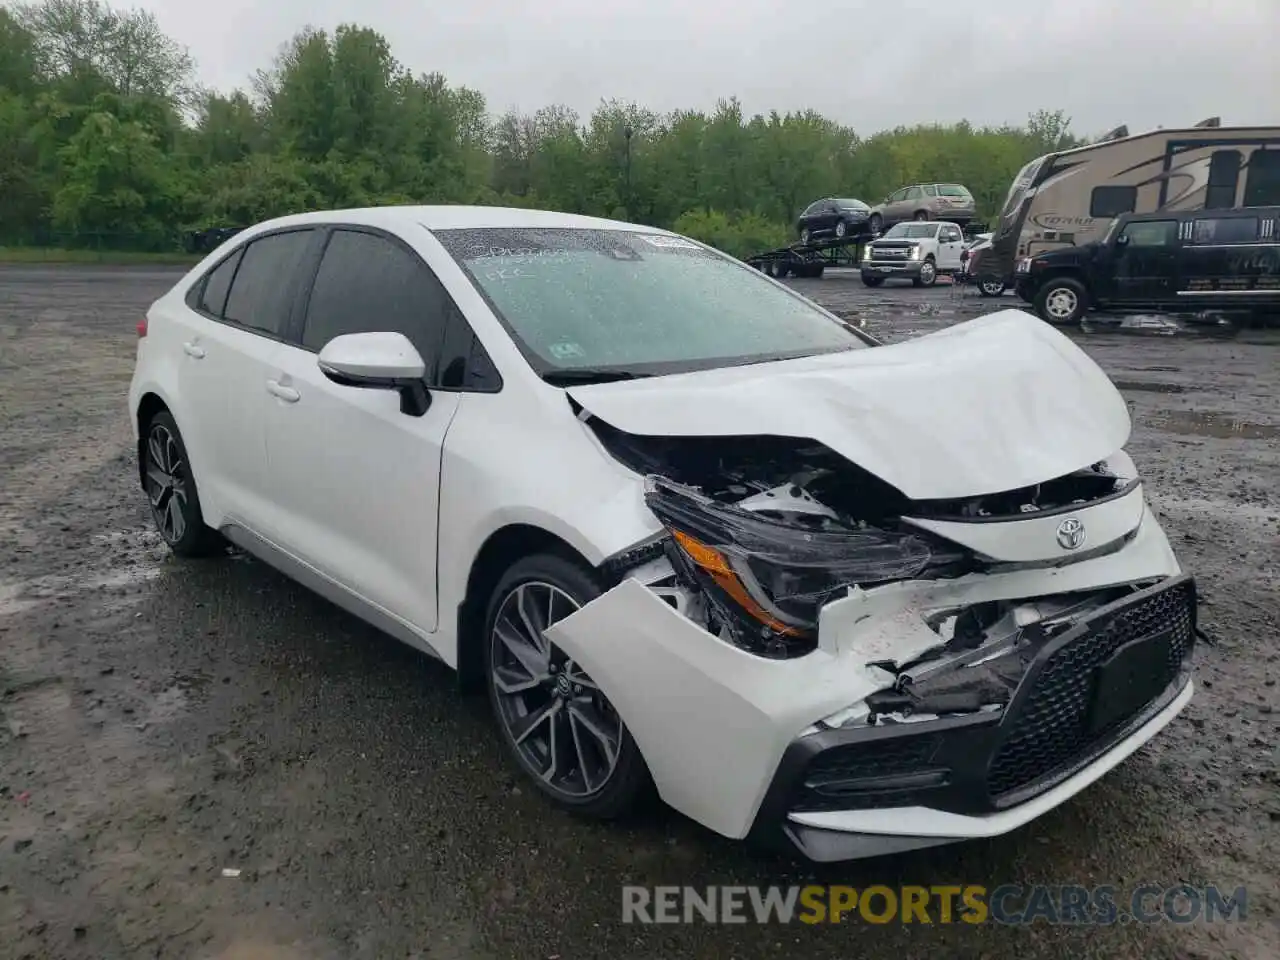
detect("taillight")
(137, 317), (147, 337)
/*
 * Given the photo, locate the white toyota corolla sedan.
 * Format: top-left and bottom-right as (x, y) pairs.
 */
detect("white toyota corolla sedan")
(128, 205), (1197, 861)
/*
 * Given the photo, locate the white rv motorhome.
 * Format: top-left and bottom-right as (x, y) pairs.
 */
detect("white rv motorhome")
(987, 120), (1280, 279)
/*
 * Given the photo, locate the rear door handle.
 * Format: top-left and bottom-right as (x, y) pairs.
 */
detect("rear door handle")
(183, 342), (206, 359)
(266, 379), (300, 403)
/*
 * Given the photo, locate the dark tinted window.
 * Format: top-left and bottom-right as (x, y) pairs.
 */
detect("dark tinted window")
(198, 248), (242, 316)
(1244, 150), (1280, 206)
(937, 184), (971, 198)
(802, 201), (824, 217)
(224, 231), (313, 336)
(1120, 220), (1177, 247)
(301, 229), (448, 369)
(1192, 217), (1259, 244)
(1091, 185), (1137, 218)
(1206, 150), (1241, 209)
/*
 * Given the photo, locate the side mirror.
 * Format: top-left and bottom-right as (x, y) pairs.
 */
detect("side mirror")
(318, 331), (431, 417)
(1114, 234), (1130, 248)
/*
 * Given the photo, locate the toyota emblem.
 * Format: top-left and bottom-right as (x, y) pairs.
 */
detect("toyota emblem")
(1056, 517), (1086, 550)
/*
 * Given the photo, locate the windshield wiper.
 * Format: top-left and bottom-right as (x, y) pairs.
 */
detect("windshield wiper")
(540, 368), (652, 385)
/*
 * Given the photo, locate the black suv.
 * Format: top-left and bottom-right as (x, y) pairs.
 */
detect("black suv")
(1014, 207), (1280, 324)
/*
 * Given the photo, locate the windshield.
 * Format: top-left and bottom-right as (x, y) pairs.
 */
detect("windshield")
(1001, 155), (1047, 218)
(434, 227), (869, 378)
(835, 199), (868, 209)
(883, 223), (937, 239)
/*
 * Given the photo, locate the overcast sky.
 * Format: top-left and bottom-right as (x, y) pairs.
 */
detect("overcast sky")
(146, 0), (1279, 137)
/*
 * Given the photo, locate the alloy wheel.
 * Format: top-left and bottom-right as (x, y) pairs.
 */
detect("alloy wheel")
(1045, 287), (1079, 320)
(980, 279), (1005, 296)
(145, 423), (189, 544)
(919, 261), (936, 284)
(490, 581), (624, 798)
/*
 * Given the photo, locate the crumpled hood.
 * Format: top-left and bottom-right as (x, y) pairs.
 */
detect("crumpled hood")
(567, 309), (1130, 500)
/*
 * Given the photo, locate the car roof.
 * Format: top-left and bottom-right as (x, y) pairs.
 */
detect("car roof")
(237, 205), (676, 236)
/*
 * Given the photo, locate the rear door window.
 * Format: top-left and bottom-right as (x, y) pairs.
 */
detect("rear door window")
(197, 248), (242, 317)
(223, 230), (315, 337)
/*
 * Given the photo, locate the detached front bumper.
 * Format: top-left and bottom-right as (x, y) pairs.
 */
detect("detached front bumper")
(751, 575), (1197, 861)
(544, 508), (1191, 860)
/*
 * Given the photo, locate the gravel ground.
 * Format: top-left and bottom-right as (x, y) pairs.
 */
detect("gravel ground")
(1, 265), (1277, 960)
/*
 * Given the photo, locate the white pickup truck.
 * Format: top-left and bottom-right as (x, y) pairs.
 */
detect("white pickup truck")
(860, 220), (966, 287)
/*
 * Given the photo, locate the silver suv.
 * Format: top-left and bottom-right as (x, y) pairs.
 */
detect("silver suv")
(869, 183), (976, 234)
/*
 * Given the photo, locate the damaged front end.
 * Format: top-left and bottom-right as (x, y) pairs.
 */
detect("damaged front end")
(546, 424), (1195, 854)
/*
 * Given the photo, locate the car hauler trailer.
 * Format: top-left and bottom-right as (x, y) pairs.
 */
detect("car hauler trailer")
(746, 222), (987, 278)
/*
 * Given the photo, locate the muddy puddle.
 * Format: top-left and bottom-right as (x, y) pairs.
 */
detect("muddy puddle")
(1144, 409), (1279, 440)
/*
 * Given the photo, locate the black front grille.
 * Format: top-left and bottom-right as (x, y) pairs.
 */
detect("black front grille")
(987, 578), (1196, 801)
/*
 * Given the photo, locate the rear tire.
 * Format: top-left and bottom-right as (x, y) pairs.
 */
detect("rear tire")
(913, 210), (929, 221)
(142, 411), (223, 558)
(834, 220), (847, 239)
(868, 214), (883, 235)
(860, 274), (885, 287)
(483, 553), (651, 820)
(978, 277), (1006, 297)
(799, 227), (811, 244)
(1035, 277), (1089, 325)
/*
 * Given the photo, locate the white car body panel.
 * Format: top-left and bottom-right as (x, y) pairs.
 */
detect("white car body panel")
(563, 310), (1130, 500)
(545, 507), (1183, 840)
(262, 340), (463, 633)
(128, 205), (1197, 862)
(902, 481), (1147, 563)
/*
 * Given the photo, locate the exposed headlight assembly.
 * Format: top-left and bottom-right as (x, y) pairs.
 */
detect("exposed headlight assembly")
(643, 476), (966, 656)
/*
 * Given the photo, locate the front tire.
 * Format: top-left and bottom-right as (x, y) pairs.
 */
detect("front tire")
(483, 553), (650, 819)
(799, 227), (811, 244)
(1035, 277), (1089, 325)
(868, 214), (882, 235)
(978, 277), (1006, 297)
(834, 220), (847, 239)
(913, 210), (929, 221)
(142, 411), (223, 557)
(913, 257), (938, 287)
(860, 273), (885, 287)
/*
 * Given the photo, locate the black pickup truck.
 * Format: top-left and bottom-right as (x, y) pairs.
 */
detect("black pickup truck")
(1013, 206), (1280, 324)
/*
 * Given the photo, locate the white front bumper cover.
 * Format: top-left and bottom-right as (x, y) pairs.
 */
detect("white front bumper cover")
(543, 507), (1195, 861)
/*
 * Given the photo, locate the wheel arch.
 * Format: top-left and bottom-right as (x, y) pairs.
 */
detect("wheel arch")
(134, 391), (172, 491)
(455, 523), (597, 693)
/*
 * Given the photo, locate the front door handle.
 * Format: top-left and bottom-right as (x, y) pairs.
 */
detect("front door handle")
(266, 379), (300, 403)
(183, 341), (206, 359)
